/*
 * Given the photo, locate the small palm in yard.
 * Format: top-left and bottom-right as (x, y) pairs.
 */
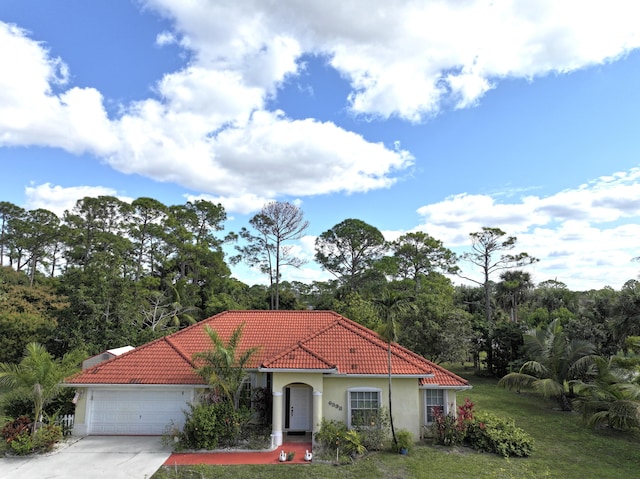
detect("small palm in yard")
(0, 342), (84, 433)
(193, 323), (259, 409)
(572, 355), (640, 430)
(498, 319), (596, 410)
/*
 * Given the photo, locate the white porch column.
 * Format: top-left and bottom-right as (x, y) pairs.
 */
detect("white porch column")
(312, 390), (323, 439)
(271, 390), (284, 448)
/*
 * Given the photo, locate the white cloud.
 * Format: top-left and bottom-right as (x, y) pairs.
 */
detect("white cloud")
(186, 193), (273, 216)
(414, 168), (640, 290)
(3, 1), (640, 218)
(0, 22), (117, 155)
(24, 183), (132, 217)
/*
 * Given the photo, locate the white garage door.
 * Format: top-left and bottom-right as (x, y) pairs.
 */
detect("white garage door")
(89, 388), (192, 435)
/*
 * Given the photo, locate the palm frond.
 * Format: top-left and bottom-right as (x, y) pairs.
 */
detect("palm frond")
(498, 372), (538, 391)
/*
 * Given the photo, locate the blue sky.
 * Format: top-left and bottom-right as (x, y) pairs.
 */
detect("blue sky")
(1, 0), (640, 291)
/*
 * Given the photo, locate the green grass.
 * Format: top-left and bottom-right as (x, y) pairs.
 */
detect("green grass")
(152, 367), (640, 479)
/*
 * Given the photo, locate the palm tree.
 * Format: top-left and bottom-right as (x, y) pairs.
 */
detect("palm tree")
(193, 324), (259, 409)
(498, 319), (596, 411)
(572, 355), (640, 430)
(372, 290), (415, 446)
(0, 343), (83, 433)
(495, 270), (533, 322)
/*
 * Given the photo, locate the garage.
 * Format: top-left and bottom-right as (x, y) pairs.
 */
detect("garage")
(88, 388), (194, 435)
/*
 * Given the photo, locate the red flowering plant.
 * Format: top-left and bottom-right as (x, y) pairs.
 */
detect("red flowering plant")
(432, 398), (475, 447)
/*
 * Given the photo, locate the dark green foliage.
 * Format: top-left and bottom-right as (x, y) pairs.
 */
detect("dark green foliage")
(314, 218), (386, 293)
(314, 418), (366, 459)
(431, 397), (533, 457)
(491, 320), (526, 376)
(399, 274), (473, 364)
(392, 429), (413, 453)
(466, 411), (534, 457)
(180, 401), (249, 450)
(32, 423), (63, 452)
(249, 387), (272, 426)
(1, 418), (63, 455)
(314, 418), (349, 450)
(351, 406), (390, 451)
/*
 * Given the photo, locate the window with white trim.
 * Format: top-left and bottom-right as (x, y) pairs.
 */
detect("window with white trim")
(425, 389), (445, 424)
(348, 388), (381, 428)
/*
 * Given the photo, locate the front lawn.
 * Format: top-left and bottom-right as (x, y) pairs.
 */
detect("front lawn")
(151, 368), (640, 479)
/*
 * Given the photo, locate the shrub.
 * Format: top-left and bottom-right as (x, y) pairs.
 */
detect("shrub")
(393, 429), (413, 453)
(433, 410), (465, 446)
(32, 424), (62, 452)
(9, 430), (33, 455)
(432, 398), (475, 446)
(1, 388), (76, 422)
(341, 429), (366, 456)
(180, 401), (250, 450)
(2, 417), (63, 455)
(2, 416), (32, 442)
(314, 419), (365, 460)
(351, 406), (390, 451)
(466, 411), (534, 457)
(314, 418), (348, 450)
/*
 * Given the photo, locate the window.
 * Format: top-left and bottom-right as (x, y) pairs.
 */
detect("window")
(348, 388), (381, 428)
(239, 378), (253, 409)
(425, 389), (445, 423)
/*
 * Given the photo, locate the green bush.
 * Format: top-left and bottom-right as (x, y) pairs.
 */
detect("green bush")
(393, 429), (413, 453)
(2, 418), (63, 455)
(314, 419), (365, 459)
(33, 424), (63, 452)
(180, 401), (250, 450)
(351, 407), (390, 451)
(9, 430), (33, 455)
(466, 411), (534, 457)
(314, 418), (348, 450)
(2, 388), (76, 420)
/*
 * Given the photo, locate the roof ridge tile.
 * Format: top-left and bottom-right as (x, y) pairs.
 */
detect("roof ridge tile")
(329, 316), (434, 374)
(165, 336), (196, 368)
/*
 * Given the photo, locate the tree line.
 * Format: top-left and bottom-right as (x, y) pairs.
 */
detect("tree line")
(2, 196), (640, 383)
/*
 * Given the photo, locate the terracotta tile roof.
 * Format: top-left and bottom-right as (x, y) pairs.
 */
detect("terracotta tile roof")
(262, 342), (337, 370)
(420, 362), (471, 388)
(66, 337), (203, 385)
(66, 310), (469, 388)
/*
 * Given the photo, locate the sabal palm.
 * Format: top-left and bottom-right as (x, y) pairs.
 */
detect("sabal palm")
(193, 324), (258, 409)
(572, 355), (640, 430)
(0, 343), (82, 433)
(372, 290), (415, 445)
(498, 319), (596, 410)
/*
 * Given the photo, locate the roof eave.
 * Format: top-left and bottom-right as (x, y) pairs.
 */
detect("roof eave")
(258, 367), (338, 373)
(63, 382), (205, 388)
(419, 384), (473, 390)
(329, 373), (435, 379)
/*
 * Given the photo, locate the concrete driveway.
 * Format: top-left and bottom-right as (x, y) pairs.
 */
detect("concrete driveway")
(0, 436), (172, 479)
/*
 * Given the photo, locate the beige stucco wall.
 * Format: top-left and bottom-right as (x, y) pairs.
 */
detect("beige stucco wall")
(323, 376), (422, 440)
(73, 388), (88, 425)
(271, 372), (324, 392)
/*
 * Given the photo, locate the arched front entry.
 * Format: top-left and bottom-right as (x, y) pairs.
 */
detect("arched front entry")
(270, 376), (323, 448)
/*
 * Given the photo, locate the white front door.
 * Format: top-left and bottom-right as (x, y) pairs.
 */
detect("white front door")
(288, 386), (311, 431)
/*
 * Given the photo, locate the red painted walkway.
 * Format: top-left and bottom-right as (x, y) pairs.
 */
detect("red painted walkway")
(164, 442), (313, 465)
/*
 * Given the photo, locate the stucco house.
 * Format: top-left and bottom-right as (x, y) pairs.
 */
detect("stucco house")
(66, 310), (470, 446)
